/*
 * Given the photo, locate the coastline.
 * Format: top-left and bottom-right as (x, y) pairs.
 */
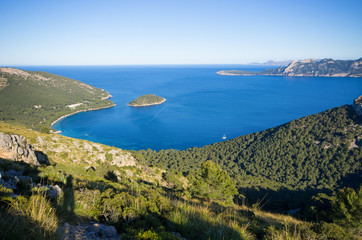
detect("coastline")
(216, 70), (257, 76)
(217, 70), (361, 77)
(128, 98), (166, 107)
(50, 103), (116, 130)
(101, 94), (113, 100)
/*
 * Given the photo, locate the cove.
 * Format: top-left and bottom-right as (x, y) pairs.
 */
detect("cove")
(21, 65), (362, 150)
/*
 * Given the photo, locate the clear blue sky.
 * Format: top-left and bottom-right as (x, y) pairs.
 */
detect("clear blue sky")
(1, 0), (361, 65)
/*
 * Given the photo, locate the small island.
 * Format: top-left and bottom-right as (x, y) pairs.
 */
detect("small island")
(128, 94), (166, 107)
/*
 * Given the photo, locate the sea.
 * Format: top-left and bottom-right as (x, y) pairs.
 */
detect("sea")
(20, 65), (362, 151)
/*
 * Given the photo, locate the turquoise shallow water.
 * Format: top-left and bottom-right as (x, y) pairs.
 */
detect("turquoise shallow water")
(20, 65), (362, 150)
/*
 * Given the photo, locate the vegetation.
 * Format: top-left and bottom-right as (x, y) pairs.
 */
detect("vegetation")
(0, 68), (360, 239)
(0, 68), (114, 130)
(132, 105), (361, 211)
(128, 94), (166, 107)
(0, 102), (360, 239)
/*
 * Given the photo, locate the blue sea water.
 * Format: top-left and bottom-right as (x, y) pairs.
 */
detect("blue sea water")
(20, 65), (362, 151)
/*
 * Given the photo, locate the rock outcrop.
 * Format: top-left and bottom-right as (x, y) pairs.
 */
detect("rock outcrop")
(0, 132), (47, 166)
(59, 222), (119, 240)
(353, 95), (362, 116)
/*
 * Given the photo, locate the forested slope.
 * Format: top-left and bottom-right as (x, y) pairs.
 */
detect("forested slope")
(132, 104), (361, 193)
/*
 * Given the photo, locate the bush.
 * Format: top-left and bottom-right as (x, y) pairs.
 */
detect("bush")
(40, 127), (50, 134)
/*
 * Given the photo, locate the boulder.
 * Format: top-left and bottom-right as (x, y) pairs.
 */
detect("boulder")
(353, 95), (362, 116)
(0, 132), (43, 166)
(48, 185), (63, 199)
(100, 225), (117, 238)
(5, 169), (23, 177)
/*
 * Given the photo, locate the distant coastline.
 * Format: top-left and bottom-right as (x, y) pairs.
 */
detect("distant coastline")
(217, 70), (257, 76)
(217, 58), (362, 78)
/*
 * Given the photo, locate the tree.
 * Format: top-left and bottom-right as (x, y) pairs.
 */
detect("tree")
(332, 187), (362, 228)
(188, 160), (237, 204)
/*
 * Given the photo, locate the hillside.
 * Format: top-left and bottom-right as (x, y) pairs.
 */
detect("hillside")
(218, 58), (362, 77)
(1, 121), (360, 239)
(0, 67), (115, 130)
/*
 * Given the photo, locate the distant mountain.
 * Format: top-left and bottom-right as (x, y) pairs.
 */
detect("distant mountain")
(249, 60), (292, 66)
(219, 58), (362, 77)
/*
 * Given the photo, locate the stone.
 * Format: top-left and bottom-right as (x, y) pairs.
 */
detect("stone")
(18, 175), (32, 182)
(171, 232), (187, 240)
(0, 132), (42, 166)
(2, 179), (17, 189)
(87, 223), (100, 233)
(11, 193), (19, 199)
(35, 151), (50, 165)
(14, 176), (20, 184)
(100, 225), (117, 238)
(353, 95), (362, 116)
(0, 133), (12, 152)
(17, 146), (24, 155)
(5, 169), (23, 177)
(48, 185), (63, 199)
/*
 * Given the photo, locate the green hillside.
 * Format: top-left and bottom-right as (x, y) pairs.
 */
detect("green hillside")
(0, 122), (360, 239)
(0, 67), (114, 130)
(132, 105), (362, 210)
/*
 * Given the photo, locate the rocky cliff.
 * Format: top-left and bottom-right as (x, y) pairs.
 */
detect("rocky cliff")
(0, 132), (48, 166)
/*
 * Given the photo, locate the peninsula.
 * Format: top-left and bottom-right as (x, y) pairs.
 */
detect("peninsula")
(0, 67), (115, 130)
(218, 58), (362, 77)
(128, 94), (166, 107)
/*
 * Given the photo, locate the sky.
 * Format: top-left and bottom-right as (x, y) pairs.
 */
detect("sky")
(0, 0), (361, 65)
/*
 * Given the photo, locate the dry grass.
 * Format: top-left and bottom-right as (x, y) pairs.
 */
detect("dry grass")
(9, 194), (58, 236)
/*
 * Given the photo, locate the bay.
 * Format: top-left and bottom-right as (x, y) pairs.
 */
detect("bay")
(20, 65), (362, 150)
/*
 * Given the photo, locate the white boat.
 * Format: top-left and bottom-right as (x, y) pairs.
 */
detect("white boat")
(222, 134), (227, 140)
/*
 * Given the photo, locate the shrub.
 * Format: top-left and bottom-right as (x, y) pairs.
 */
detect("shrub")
(40, 127), (50, 134)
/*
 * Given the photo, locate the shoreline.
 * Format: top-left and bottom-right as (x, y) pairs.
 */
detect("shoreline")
(128, 98), (166, 107)
(50, 103), (116, 129)
(101, 94), (113, 100)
